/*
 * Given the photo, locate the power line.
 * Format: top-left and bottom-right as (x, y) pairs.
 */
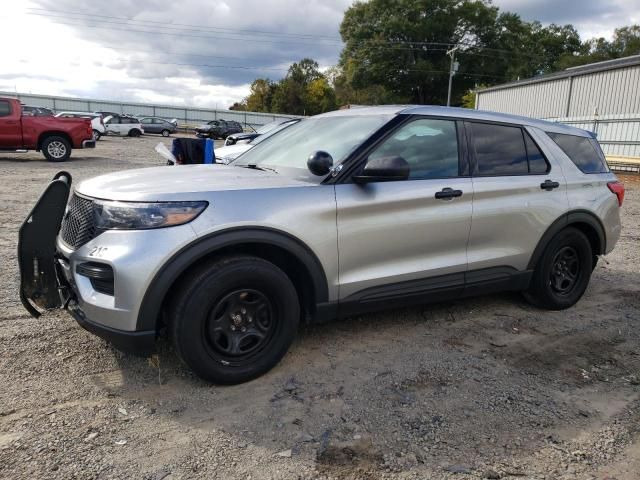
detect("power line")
(25, 7), (341, 40)
(26, 12), (342, 46)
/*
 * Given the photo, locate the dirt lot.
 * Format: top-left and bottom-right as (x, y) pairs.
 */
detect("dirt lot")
(0, 135), (639, 480)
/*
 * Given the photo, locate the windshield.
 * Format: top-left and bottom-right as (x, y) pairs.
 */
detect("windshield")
(255, 120), (282, 134)
(249, 120), (299, 145)
(235, 115), (392, 172)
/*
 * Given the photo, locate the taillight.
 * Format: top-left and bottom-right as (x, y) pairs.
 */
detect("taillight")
(607, 181), (625, 206)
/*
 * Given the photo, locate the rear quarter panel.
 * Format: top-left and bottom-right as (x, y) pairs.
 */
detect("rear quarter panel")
(533, 128), (622, 254)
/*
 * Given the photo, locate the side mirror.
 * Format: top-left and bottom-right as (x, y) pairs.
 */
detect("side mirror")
(353, 156), (410, 184)
(307, 151), (333, 176)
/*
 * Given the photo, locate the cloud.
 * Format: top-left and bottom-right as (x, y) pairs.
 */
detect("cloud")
(493, 0), (640, 39)
(1, 0), (637, 108)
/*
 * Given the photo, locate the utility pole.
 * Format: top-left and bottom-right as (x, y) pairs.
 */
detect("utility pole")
(446, 45), (460, 107)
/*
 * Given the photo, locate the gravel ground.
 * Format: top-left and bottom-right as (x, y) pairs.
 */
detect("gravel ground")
(0, 135), (639, 480)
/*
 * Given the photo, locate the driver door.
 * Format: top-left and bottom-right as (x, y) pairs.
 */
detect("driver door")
(335, 116), (473, 305)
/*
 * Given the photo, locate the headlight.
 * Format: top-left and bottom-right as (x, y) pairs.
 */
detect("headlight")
(93, 200), (208, 230)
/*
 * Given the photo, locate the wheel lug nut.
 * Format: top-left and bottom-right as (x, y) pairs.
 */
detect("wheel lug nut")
(241, 327), (246, 332)
(241, 308), (247, 314)
(231, 325), (236, 331)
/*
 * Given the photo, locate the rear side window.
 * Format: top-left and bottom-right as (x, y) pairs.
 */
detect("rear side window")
(470, 123), (528, 175)
(470, 123), (550, 175)
(524, 132), (549, 174)
(547, 132), (609, 173)
(0, 101), (11, 117)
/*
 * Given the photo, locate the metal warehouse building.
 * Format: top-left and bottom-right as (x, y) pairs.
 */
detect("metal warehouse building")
(475, 55), (640, 160)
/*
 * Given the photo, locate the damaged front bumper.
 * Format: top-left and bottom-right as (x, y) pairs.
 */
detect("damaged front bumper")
(17, 171), (155, 356)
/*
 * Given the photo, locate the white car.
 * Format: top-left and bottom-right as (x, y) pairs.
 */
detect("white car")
(215, 118), (300, 164)
(55, 112), (106, 141)
(103, 115), (144, 137)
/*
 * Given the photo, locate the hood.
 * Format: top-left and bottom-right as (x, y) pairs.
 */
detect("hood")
(215, 143), (253, 162)
(228, 132), (256, 140)
(196, 124), (214, 131)
(76, 164), (312, 201)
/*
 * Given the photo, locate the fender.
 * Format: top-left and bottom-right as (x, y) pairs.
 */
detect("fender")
(136, 227), (329, 331)
(527, 209), (606, 270)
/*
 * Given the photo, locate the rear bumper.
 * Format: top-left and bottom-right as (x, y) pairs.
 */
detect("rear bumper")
(68, 301), (155, 356)
(82, 139), (96, 149)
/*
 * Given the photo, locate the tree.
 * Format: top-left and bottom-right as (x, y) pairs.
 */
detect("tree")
(229, 101), (247, 111)
(244, 78), (278, 113)
(338, 0), (589, 106)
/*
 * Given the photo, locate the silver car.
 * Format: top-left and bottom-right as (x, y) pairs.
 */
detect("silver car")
(19, 106), (624, 384)
(138, 117), (178, 137)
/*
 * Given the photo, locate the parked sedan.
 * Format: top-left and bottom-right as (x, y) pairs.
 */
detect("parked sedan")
(139, 117), (178, 137)
(194, 119), (243, 139)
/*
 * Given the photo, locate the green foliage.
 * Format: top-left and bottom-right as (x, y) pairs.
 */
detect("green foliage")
(235, 1), (639, 113)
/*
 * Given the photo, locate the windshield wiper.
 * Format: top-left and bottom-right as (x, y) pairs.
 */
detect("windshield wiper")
(235, 163), (278, 174)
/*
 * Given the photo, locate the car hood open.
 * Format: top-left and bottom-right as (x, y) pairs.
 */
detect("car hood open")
(76, 164), (313, 202)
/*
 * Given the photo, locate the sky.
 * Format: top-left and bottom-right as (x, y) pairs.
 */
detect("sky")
(1, 0), (637, 109)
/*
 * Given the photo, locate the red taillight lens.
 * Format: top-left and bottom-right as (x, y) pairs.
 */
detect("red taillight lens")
(607, 181), (625, 207)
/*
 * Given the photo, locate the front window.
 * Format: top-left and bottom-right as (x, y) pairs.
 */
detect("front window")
(235, 115), (392, 174)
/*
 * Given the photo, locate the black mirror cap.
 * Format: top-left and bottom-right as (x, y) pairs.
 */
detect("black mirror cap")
(353, 155), (410, 184)
(307, 150), (334, 176)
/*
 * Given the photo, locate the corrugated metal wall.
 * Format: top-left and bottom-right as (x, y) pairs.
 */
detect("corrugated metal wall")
(476, 64), (640, 118)
(0, 91), (301, 128)
(476, 63), (640, 158)
(476, 78), (571, 118)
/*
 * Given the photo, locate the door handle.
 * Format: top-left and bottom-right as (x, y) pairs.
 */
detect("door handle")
(540, 179), (560, 191)
(6, 120), (18, 125)
(435, 187), (463, 200)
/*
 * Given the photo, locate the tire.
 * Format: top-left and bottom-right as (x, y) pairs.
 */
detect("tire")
(161, 129), (170, 137)
(92, 129), (102, 141)
(41, 136), (71, 162)
(170, 256), (300, 384)
(128, 129), (142, 137)
(523, 227), (593, 310)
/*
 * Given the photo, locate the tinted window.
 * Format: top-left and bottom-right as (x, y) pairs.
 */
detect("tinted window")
(547, 132), (609, 173)
(0, 101), (11, 117)
(471, 123), (528, 175)
(524, 131), (549, 174)
(141, 118), (152, 124)
(369, 118), (459, 179)
(107, 116), (120, 124)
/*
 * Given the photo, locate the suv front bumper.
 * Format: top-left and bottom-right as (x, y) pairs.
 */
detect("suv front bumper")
(18, 171), (197, 356)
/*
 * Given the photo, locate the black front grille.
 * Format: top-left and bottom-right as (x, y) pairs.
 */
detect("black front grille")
(60, 194), (97, 249)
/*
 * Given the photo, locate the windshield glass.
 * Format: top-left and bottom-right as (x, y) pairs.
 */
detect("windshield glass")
(249, 120), (299, 145)
(236, 115), (392, 172)
(255, 120), (282, 134)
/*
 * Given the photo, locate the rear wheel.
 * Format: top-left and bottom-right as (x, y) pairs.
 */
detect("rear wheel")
(170, 256), (300, 384)
(92, 129), (102, 141)
(41, 136), (71, 162)
(524, 227), (593, 310)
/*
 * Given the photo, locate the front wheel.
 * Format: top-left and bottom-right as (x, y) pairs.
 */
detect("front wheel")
(128, 129), (142, 137)
(523, 227), (593, 310)
(92, 129), (102, 141)
(170, 256), (300, 384)
(161, 129), (170, 137)
(41, 136), (71, 162)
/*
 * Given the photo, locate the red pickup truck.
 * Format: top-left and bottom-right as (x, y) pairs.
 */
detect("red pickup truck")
(0, 97), (95, 161)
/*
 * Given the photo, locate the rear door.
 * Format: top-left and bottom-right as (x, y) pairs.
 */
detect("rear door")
(140, 118), (157, 133)
(335, 116), (473, 302)
(466, 121), (568, 274)
(0, 100), (22, 147)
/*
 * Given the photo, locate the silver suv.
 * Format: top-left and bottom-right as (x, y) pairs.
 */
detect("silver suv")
(19, 106), (624, 384)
